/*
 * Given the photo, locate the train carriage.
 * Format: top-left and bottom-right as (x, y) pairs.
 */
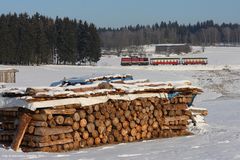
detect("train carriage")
(182, 57), (208, 65)
(150, 58), (181, 65)
(121, 56), (208, 66)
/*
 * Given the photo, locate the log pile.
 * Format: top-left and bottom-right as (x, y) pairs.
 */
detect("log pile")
(0, 77), (207, 152)
(19, 98), (192, 152)
(0, 108), (18, 144)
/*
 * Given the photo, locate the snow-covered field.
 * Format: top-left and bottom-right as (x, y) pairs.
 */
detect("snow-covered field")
(1, 46), (240, 160)
(98, 46), (240, 66)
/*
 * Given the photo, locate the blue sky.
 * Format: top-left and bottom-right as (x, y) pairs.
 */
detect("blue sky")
(0, 0), (239, 27)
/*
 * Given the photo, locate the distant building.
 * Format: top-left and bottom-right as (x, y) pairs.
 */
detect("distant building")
(155, 44), (191, 55)
(0, 68), (18, 83)
(101, 49), (119, 56)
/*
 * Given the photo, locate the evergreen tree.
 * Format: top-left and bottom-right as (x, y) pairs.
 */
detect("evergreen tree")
(31, 13), (51, 64)
(99, 20), (240, 49)
(88, 23), (101, 63)
(0, 12), (101, 65)
(58, 18), (77, 64)
(77, 21), (91, 64)
(16, 13), (32, 64)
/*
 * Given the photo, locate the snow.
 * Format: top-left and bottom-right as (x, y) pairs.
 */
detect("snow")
(0, 92), (167, 111)
(122, 79), (149, 84)
(155, 43), (187, 46)
(0, 68), (18, 71)
(97, 46), (240, 66)
(0, 78), (199, 110)
(1, 46), (240, 159)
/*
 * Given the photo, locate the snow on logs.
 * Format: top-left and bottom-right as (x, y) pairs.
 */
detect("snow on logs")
(0, 79), (206, 152)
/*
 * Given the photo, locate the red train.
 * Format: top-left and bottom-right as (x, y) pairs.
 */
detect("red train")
(121, 57), (208, 65)
(121, 57), (149, 66)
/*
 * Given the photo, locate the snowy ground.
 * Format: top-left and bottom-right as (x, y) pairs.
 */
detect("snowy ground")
(98, 46), (240, 66)
(1, 47), (240, 160)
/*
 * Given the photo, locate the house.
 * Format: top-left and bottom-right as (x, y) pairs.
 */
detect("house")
(155, 44), (191, 55)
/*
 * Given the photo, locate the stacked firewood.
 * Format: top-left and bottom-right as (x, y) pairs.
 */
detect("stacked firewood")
(18, 96), (193, 152)
(0, 108), (18, 144)
(0, 78), (207, 152)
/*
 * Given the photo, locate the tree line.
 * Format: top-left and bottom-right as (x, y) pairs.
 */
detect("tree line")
(0, 13), (101, 65)
(98, 20), (240, 50)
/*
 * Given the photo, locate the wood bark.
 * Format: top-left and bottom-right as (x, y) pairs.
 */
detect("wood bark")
(34, 126), (73, 136)
(24, 134), (50, 143)
(32, 114), (47, 121)
(55, 116), (64, 125)
(41, 108), (76, 115)
(11, 113), (32, 151)
(30, 121), (48, 127)
(38, 138), (73, 147)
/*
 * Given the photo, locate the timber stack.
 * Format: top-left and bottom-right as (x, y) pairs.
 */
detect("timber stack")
(0, 74), (207, 152)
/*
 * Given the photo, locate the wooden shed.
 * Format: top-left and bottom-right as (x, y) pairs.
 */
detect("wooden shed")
(0, 68), (18, 83)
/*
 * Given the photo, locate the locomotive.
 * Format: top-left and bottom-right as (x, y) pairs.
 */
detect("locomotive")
(121, 57), (208, 65)
(121, 57), (149, 66)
